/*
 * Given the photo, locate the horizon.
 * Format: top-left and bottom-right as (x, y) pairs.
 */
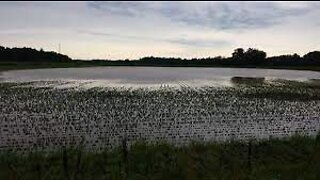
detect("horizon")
(1, 45), (311, 61)
(1, 1), (320, 59)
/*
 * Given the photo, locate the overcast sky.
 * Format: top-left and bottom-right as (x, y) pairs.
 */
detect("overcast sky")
(1, 1), (320, 59)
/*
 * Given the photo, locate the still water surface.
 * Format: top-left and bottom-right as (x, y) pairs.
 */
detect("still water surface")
(1, 67), (320, 88)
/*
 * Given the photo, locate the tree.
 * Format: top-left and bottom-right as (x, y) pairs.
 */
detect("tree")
(0, 46), (71, 62)
(232, 48), (245, 61)
(231, 48), (266, 65)
(303, 51), (320, 64)
(243, 48), (267, 65)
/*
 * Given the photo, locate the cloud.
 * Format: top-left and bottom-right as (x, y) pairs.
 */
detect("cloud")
(79, 30), (156, 41)
(168, 38), (230, 48)
(170, 2), (317, 30)
(87, 1), (150, 17)
(80, 30), (230, 48)
(87, 1), (319, 30)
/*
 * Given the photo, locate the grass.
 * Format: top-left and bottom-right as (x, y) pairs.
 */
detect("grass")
(1, 135), (320, 180)
(0, 62), (99, 72)
(1, 62), (320, 72)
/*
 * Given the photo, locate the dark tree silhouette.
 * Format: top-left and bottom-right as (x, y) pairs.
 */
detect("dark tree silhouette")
(232, 48), (245, 61)
(303, 51), (320, 64)
(0, 46), (71, 63)
(243, 48), (267, 65)
(267, 53), (302, 66)
(0, 45), (319, 67)
(231, 48), (266, 65)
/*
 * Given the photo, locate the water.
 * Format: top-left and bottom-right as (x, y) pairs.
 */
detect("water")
(1, 66), (320, 88)
(1, 66), (320, 150)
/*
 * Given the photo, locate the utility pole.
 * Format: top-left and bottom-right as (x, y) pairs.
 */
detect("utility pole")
(58, 43), (61, 54)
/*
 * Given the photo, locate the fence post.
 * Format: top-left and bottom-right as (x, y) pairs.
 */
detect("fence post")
(247, 140), (252, 174)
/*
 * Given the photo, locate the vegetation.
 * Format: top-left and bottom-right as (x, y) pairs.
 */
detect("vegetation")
(135, 48), (320, 68)
(1, 80), (319, 180)
(1, 46), (320, 179)
(0, 46), (71, 63)
(1, 135), (320, 180)
(1, 80), (320, 150)
(1, 46), (320, 71)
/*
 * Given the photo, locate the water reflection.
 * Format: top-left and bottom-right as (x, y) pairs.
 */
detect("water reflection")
(231, 76), (266, 86)
(1, 67), (320, 88)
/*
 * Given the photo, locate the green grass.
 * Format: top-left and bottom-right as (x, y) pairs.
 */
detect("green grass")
(1, 135), (320, 180)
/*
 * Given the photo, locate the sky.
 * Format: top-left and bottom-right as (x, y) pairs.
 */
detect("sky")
(1, 1), (320, 60)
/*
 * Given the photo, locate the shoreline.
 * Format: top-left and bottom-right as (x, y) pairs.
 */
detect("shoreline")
(1, 63), (320, 73)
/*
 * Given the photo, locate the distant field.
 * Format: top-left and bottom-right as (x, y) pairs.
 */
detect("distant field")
(1, 61), (320, 72)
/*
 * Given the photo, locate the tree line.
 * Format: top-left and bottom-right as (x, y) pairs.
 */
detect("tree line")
(1, 46), (320, 67)
(0, 46), (71, 63)
(137, 48), (320, 66)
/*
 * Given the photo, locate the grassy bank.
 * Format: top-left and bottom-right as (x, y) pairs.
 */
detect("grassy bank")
(1, 61), (320, 73)
(1, 135), (320, 180)
(0, 62), (98, 72)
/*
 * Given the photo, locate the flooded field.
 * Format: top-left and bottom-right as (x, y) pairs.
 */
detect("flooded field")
(1, 67), (320, 88)
(1, 67), (320, 151)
